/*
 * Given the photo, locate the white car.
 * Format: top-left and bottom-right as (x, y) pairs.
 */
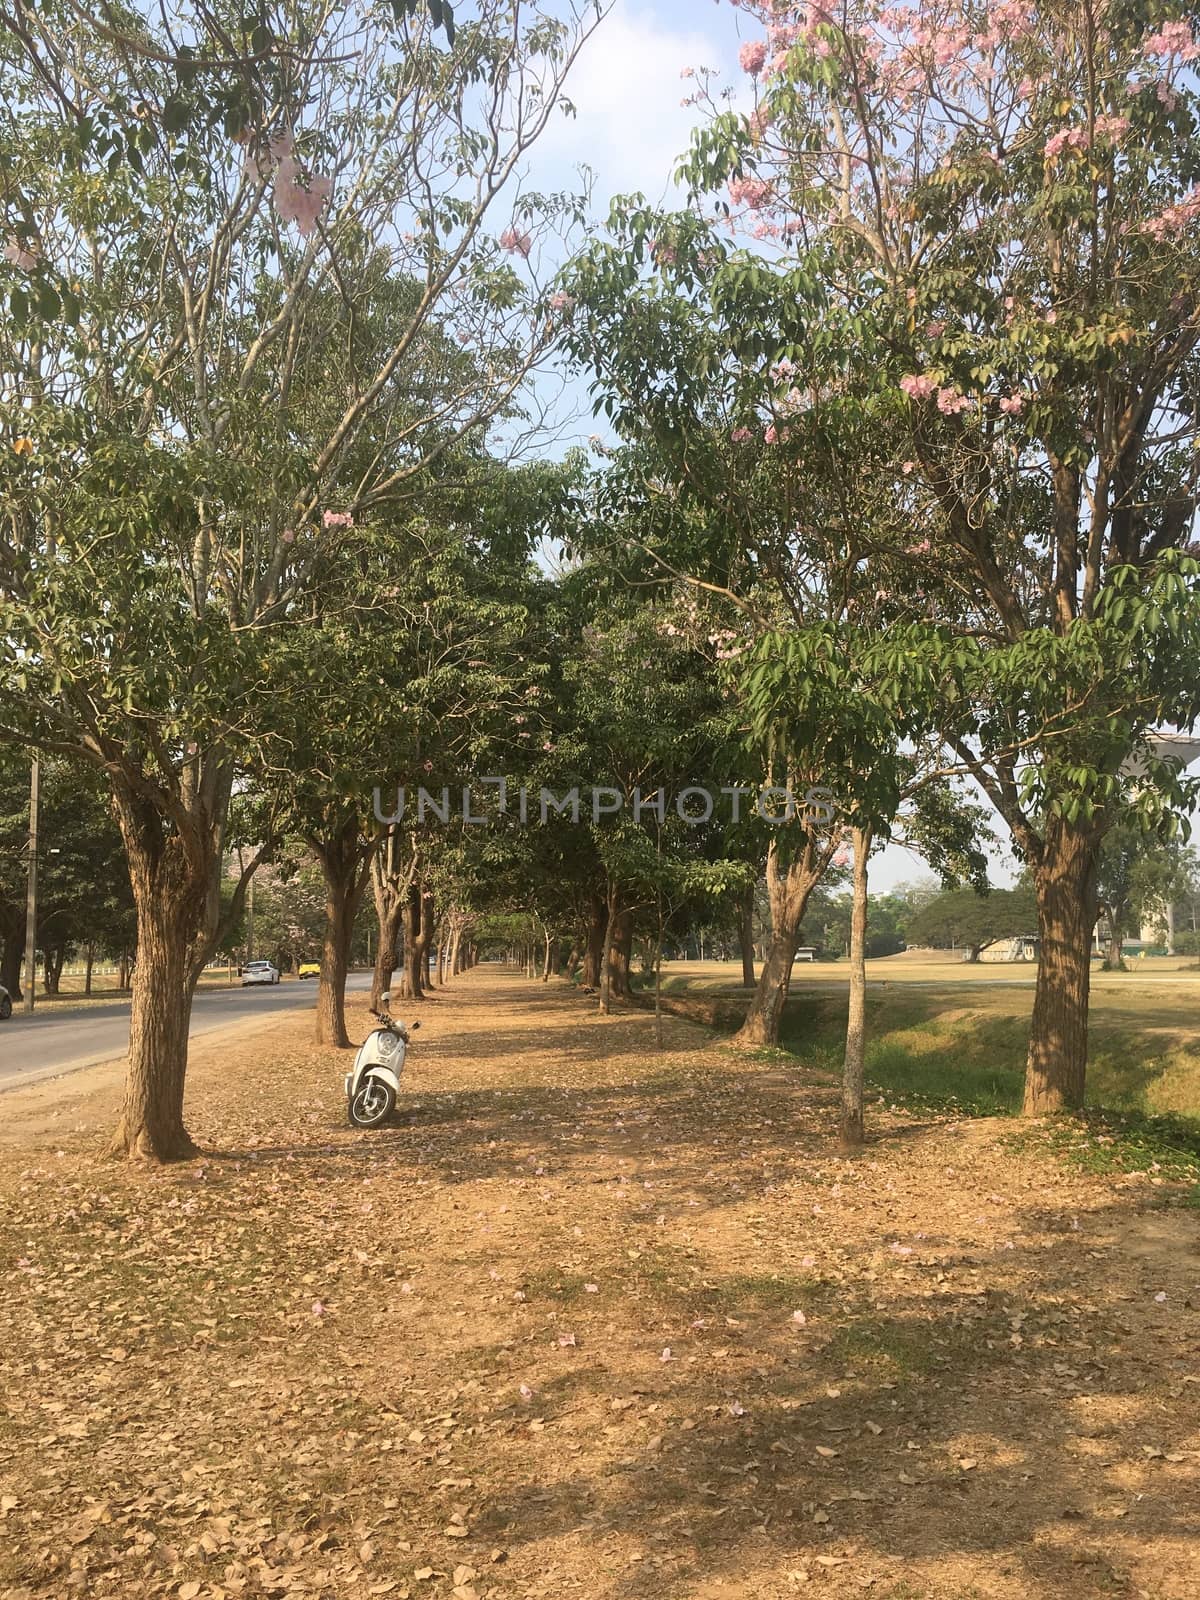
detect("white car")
(0, 983), (11, 1020)
(241, 960), (280, 987)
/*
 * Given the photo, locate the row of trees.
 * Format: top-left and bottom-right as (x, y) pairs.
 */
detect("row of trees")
(4, 1), (1200, 1160)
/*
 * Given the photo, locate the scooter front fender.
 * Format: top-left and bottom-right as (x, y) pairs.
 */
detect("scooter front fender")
(362, 1065), (402, 1097)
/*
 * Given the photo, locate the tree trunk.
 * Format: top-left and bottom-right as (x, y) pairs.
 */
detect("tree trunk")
(541, 928), (553, 981)
(734, 835), (829, 1048)
(398, 883), (424, 1000)
(108, 789), (214, 1161)
(582, 893), (606, 988)
(609, 908), (634, 999)
(413, 890), (434, 996)
(316, 875), (356, 1047)
(1, 920), (24, 1002)
(1024, 816), (1100, 1115)
(840, 826), (871, 1150)
(311, 827), (376, 1048)
(1101, 903), (1125, 971)
(370, 830), (418, 1009)
(738, 880), (757, 988)
(43, 944), (66, 995)
(372, 893), (405, 1011)
(84, 942), (95, 996)
(118, 949), (130, 990)
(598, 885), (620, 1014)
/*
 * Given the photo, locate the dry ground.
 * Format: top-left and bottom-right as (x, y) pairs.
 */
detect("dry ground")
(1, 968), (1198, 1600)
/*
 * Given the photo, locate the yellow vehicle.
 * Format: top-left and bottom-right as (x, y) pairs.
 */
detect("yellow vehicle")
(298, 961), (320, 980)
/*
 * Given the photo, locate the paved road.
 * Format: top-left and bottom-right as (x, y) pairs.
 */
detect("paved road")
(0, 972), (373, 1089)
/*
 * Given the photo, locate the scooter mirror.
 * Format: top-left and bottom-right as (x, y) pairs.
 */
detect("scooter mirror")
(380, 991), (391, 1006)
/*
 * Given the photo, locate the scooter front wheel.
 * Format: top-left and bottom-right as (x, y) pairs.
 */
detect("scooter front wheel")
(348, 1078), (395, 1128)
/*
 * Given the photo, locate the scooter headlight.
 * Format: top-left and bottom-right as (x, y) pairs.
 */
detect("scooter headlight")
(377, 1032), (398, 1057)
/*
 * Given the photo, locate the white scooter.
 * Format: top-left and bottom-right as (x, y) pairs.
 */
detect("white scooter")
(345, 992), (419, 1128)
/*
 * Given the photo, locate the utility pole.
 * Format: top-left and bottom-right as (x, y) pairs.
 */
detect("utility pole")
(23, 756), (38, 1014)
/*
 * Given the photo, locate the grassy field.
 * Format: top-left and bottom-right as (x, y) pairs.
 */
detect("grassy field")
(655, 951), (1200, 1125)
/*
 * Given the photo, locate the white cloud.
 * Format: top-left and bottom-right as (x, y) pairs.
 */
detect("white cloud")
(535, 0), (733, 212)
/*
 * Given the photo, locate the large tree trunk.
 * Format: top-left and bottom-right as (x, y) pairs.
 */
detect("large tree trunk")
(372, 893), (405, 1010)
(412, 890), (434, 996)
(609, 908), (634, 999)
(84, 942), (95, 996)
(316, 875), (355, 1047)
(598, 885), (620, 1014)
(370, 830), (419, 1009)
(398, 883), (424, 1000)
(311, 825), (376, 1048)
(108, 789), (217, 1161)
(582, 893), (606, 988)
(1024, 816), (1100, 1115)
(734, 834), (829, 1048)
(840, 826), (871, 1150)
(738, 880), (757, 988)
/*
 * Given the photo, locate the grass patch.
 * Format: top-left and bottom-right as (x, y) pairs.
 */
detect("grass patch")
(825, 1314), (1002, 1382)
(661, 966), (1200, 1122)
(702, 1270), (829, 1314)
(774, 993), (1026, 1115)
(520, 1268), (592, 1302)
(1012, 1109), (1200, 1193)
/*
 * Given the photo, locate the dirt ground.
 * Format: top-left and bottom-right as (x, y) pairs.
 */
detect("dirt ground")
(1, 968), (1197, 1600)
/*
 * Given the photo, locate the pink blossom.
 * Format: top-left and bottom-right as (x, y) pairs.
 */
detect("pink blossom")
(936, 386), (970, 415)
(998, 394), (1025, 415)
(549, 291), (576, 314)
(730, 426), (753, 443)
(1044, 127), (1089, 161)
(899, 373), (937, 400)
(275, 162), (331, 237)
(2, 238), (38, 272)
(500, 226), (532, 259)
(764, 424), (778, 444)
(728, 175), (771, 209)
(1094, 114), (1130, 140)
(281, 527), (296, 543)
(322, 509), (354, 529)
(1146, 185), (1200, 239)
(739, 39), (767, 75)
(1143, 21), (1200, 62)
(924, 320), (946, 337)
(906, 539), (932, 555)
